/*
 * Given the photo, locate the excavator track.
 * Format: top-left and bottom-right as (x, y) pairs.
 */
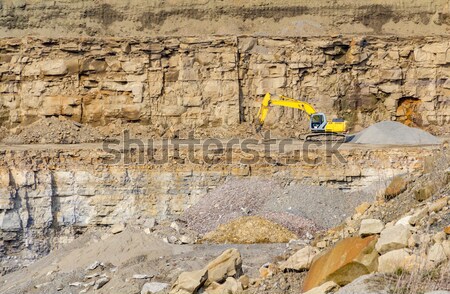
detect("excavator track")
(304, 132), (347, 143)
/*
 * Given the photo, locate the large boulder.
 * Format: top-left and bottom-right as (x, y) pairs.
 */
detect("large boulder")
(378, 249), (421, 273)
(375, 225), (411, 254)
(302, 236), (379, 292)
(279, 246), (318, 272)
(205, 248), (242, 286)
(359, 219), (384, 236)
(169, 269), (208, 294)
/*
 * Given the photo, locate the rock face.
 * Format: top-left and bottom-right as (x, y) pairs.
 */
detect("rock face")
(302, 236), (379, 292)
(375, 225), (411, 254)
(0, 36), (450, 137)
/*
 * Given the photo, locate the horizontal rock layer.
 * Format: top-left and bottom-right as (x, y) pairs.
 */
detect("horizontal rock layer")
(0, 36), (450, 136)
(0, 0), (449, 37)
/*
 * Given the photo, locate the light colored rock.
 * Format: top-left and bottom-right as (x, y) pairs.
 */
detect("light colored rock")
(40, 60), (68, 75)
(169, 269), (208, 294)
(409, 207), (428, 225)
(0, 210), (22, 231)
(359, 219), (384, 236)
(378, 249), (421, 273)
(204, 277), (242, 294)
(304, 281), (339, 294)
(335, 274), (389, 294)
(133, 274), (153, 279)
(170, 222), (180, 232)
(427, 244), (448, 265)
(302, 236), (379, 292)
(205, 248), (242, 286)
(94, 277), (110, 290)
(110, 223), (126, 234)
(141, 282), (169, 294)
(279, 246), (318, 271)
(424, 291), (450, 294)
(355, 202), (371, 214)
(375, 225), (411, 254)
(179, 235), (194, 244)
(433, 232), (447, 244)
(395, 216), (413, 228)
(428, 197), (448, 213)
(442, 240), (450, 258)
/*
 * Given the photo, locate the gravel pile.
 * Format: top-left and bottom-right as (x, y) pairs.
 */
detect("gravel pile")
(348, 121), (441, 145)
(265, 182), (375, 229)
(2, 117), (104, 144)
(184, 177), (373, 237)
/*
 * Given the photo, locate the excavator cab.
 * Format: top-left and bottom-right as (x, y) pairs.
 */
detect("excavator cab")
(310, 113), (327, 132)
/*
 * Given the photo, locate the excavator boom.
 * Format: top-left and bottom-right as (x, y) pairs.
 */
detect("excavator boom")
(257, 93), (317, 126)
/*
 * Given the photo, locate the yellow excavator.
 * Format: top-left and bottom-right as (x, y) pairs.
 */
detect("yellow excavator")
(256, 93), (347, 142)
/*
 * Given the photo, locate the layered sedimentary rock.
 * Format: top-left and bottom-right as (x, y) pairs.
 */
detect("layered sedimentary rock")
(0, 142), (445, 273)
(1, 0), (449, 38)
(1, 36), (450, 136)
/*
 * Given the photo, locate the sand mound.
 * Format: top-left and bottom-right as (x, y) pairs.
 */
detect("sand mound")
(348, 121), (440, 145)
(202, 216), (298, 244)
(2, 117), (104, 144)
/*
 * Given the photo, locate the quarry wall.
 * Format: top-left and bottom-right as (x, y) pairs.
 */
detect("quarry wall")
(1, 36), (450, 137)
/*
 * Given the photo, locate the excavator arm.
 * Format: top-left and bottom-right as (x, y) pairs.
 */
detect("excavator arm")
(257, 93), (317, 127)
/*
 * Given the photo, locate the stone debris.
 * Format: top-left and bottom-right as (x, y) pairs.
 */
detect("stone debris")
(359, 219), (384, 237)
(110, 223), (126, 234)
(304, 281), (339, 294)
(348, 121), (441, 145)
(377, 249), (419, 273)
(279, 246), (319, 272)
(170, 249), (243, 294)
(375, 225), (411, 254)
(2, 117), (103, 144)
(141, 282), (169, 294)
(335, 274), (389, 294)
(302, 236), (379, 292)
(93, 276), (110, 290)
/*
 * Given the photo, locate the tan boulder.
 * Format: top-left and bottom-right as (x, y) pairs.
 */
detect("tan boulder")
(302, 236), (379, 292)
(205, 248), (242, 286)
(304, 281), (339, 294)
(428, 197), (448, 213)
(384, 176), (407, 200)
(378, 249), (420, 273)
(375, 225), (411, 254)
(279, 246), (318, 272)
(442, 240), (450, 258)
(359, 219), (384, 236)
(355, 202), (371, 214)
(169, 269), (208, 294)
(170, 248), (242, 294)
(427, 244), (448, 266)
(205, 277), (242, 294)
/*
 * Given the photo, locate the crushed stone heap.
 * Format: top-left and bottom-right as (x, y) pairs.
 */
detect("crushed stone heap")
(348, 121), (441, 145)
